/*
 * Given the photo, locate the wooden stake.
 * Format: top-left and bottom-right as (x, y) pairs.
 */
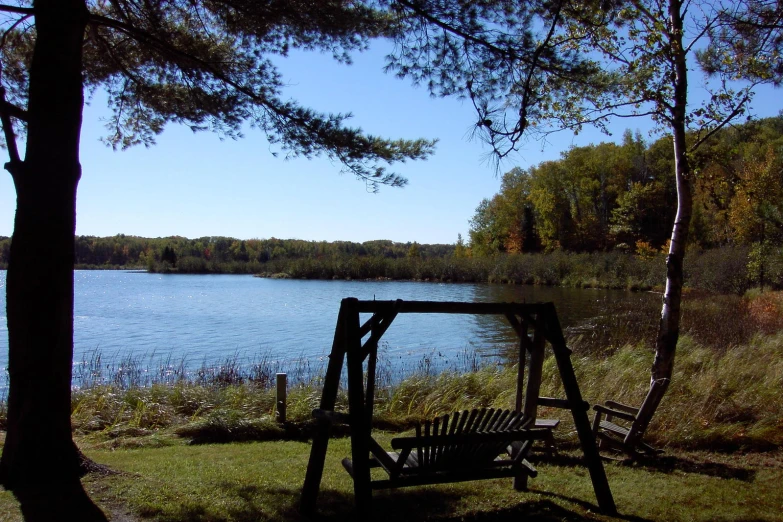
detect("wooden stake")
(276, 373), (287, 423)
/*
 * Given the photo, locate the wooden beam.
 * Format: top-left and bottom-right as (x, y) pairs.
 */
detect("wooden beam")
(365, 339), (378, 424)
(345, 299), (373, 519)
(515, 331), (527, 414)
(538, 396), (589, 411)
(522, 328), (546, 421)
(353, 300), (549, 315)
(504, 313), (526, 340)
(544, 306), (616, 514)
(301, 300), (350, 514)
(360, 309), (399, 360)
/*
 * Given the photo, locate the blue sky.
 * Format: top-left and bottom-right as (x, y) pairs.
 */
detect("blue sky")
(0, 41), (780, 244)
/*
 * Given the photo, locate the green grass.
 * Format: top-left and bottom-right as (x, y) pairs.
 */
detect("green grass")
(2, 290), (783, 520)
(2, 437), (783, 521)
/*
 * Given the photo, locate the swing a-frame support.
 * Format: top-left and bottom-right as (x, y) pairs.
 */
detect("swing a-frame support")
(300, 298), (616, 519)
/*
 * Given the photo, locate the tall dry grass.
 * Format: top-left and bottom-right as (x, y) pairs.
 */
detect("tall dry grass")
(2, 290), (781, 451)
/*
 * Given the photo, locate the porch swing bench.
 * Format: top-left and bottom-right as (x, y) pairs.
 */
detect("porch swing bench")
(338, 407), (552, 490)
(301, 299), (617, 519)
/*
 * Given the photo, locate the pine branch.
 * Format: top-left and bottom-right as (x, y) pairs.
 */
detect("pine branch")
(0, 4), (33, 15)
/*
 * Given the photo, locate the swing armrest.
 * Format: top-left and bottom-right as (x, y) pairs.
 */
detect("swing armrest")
(605, 400), (640, 415)
(593, 404), (637, 422)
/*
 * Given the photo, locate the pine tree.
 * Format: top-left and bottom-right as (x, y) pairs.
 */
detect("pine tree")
(0, 2), (434, 518)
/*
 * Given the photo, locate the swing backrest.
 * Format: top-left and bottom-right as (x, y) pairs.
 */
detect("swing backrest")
(390, 408), (531, 473)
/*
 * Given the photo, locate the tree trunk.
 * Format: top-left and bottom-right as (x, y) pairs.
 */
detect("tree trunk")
(0, 1), (107, 519)
(651, 0), (692, 385)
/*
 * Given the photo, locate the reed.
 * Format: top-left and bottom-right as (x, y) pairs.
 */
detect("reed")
(2, 291), (781, 451)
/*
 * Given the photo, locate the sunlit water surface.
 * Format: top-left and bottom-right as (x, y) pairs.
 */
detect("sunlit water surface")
(0, 270), (655, 391)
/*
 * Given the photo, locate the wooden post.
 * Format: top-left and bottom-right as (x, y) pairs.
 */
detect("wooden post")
(301, 302), (349, 515)
(522, 327), (546, 422)
(345, 300), (373, 520)
(515, 341), (526, 413)
(543, 304), (616, 514)
(276, 373), (287, 423)
(513, 329), (529, 493)
(504, 313), (530, 414)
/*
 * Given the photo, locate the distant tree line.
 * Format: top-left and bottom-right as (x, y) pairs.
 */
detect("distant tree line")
(1, 117), (779, 288)
(0, 233), (778, 293)
(0, 235), (453, 273)
(468, 116), (783, 256)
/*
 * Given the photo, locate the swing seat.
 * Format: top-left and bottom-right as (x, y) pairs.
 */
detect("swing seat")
(341, 408), (552, 490)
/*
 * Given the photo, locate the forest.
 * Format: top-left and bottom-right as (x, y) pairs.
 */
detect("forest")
(468, 115), (783, 255)
(0, 117), (781, 291)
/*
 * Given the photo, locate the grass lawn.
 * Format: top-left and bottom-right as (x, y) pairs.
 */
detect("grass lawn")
(1, 433), (782, 522)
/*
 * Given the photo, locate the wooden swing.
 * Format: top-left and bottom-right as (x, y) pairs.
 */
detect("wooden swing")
(300, 299), (616, 519)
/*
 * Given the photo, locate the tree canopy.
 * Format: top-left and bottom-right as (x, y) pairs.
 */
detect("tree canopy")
(383, 0), (783, 403)
(468, 117), (783, 255)
(0, 0), (436, 190)
(0, 1), (434, 518)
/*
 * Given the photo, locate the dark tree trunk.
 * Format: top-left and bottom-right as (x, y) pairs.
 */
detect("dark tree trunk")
(0, 1), (107, 519)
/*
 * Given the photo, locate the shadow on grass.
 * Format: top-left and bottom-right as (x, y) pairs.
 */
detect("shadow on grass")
(618, 454), (756, 482)
(179, 417), (425, 446)
(309, 488), (599, 522)
(141, 481), (602, 522)
(179, 420), (352, 445)
(530, 489), (653, 522)
(531, 450), (756, 482)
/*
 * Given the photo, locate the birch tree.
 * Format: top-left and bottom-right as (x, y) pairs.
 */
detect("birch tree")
(384, 0), (779, 389)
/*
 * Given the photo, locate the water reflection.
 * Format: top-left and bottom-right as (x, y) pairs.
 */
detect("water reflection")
(0, 271), (657, 390)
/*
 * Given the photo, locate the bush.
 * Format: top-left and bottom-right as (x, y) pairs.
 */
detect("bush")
(685, 246), (751, 294)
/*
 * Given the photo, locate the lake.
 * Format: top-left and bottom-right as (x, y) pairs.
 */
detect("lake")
(0, 271), (656, 390)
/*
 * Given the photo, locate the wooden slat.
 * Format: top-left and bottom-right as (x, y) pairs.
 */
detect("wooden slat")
(593, 404), (636, 422)
(486, 410), (523, 462)
(415, 423), (425, 473)
(600, 420), (630, 438)
(477, 409), (508, 462)
(452, 408), (479, 462)
(442, 410), (461, 463)
(465, 408), (484, 433)
(605, 400), (640, 415)
(431, 417), (441, 467)
(534, 418), (560, 429)
(479, 408), (500, 432)
(391, 426), (551, 449)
